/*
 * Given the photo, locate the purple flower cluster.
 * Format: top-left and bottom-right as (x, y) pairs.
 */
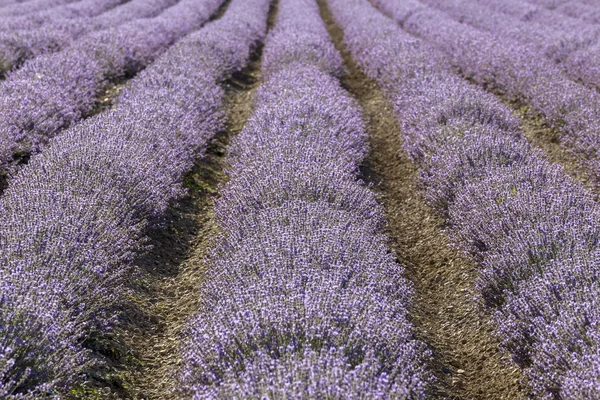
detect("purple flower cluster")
(330, 0), (600, 397)
(554, 1), (600, 23)
(0, 0), (224, 187)
(523, 0), (582, 9)
(90, 0), (180, 30)
(447, 0), (600, 95)
(0, 0), (77, 18)
(374, 0), (600, 192)
(179, 1), (428, 398)
(417, 0), (600, 75)
(0, 0), (124, 32)
(0, 0), (183, 75)
(0, 0), (124, 74)
(0, 0), (268, 396)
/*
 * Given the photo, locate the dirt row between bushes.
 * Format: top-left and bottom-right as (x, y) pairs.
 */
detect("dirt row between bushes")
(114, 2), (279, 398)
(501, 98), (600, 202)
(87, 0), (534, 397)
(318, 1), (525, 399)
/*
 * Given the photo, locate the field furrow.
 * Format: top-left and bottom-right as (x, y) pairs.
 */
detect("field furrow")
(2, 0), (600, 398)
(373, 0), (600, 200)
(329, 0), (600, 397)
(179, 0), (429, 397)
(319, 1), (525, 399)
(127, 2), (276, 399)
(0, 0), (269, 395)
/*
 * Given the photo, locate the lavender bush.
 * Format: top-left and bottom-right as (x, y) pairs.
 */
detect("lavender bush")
(0, 0), (173, 72)
(554, 1), (600, 23)
(0, 0), (225, 189)
(330, 0), (600, 397)
(0, 0), (125, 31)
(0, 0), (269, 395)
(180, 0), (429, 398)
(0, 0), (181, 76)
(0, 0), (78, 17)
(416, 0), (600, 92)
(372, 0), (600, 192)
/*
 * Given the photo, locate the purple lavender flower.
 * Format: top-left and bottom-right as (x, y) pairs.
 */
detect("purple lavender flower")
(180, 0), (429, 397)
(0, 0), (269, 395)
(330, 0), (600, 396)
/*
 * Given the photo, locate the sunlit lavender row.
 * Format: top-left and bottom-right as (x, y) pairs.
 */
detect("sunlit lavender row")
(0, 0), (268, 395)
(553, 1), (600, 23)
(523, 0), (600, 14)
(373, 0), (600, 191)
(0, 0), (74, 18)
(0, 0), (178, 75)
(0, 0), (123, 32)
(0, 0), (225, 189)
(180, 0), (429, 397)
(416, 0), (600, 91)
(331, 0), (600, 397)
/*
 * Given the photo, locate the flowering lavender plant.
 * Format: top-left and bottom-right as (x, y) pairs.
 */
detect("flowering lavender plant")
(0, 0), (269, 395)
(180, 0), (429, 397)
(0, 0), (226, 189)
(331, 0), (600, 396)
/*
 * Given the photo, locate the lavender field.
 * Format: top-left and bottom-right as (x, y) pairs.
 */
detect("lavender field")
(1, 0), (599, 398)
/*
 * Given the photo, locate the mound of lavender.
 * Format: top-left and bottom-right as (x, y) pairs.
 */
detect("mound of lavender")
(0, 0), (182, 75)
(413, 0), (600, 90)
(0, 0), (226, 189)
(0, 0), (269, 395)
(555, 1), (600, 24)
(180, 0), (428, 398)
(0, 0), (78, 18)
(374, 0), (600, 191)
(329, 0), (600, 397)
(0, 0), (124, 31)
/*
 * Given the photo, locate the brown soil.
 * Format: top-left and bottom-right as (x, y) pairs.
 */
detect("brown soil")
(116, 2), (279, 399)
(318, 1), (525, 399)
(122, 57), (262, 400)
(503, 100), (600, 201)
(89, 81), (128, 117)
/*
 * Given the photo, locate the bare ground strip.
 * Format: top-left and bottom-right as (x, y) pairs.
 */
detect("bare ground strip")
(116, 2), (279, 399)
(318, 1), (525, 398)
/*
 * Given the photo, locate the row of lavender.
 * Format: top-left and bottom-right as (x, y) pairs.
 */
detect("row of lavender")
(373, 0), (600, 194)
(0, 0), (220, 189)
(416, 0), (600, 91)
(0, 0), (75, 18)
(548, 0), (600, 23)
(0, 0), (180, 76)
(0, 0), (270, 395)
(524, 0), (600, 17)
(179, 0), (428, 397)
(478, 0), (599, 30)
(0, 0), (124, 32)
(330, 0), (600, 398)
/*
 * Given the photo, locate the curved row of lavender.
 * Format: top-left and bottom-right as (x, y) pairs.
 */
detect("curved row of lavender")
(0, 0), (269, 395)
(0, 0), (223, 189)
(0, 0), (77, 17)
(473, 0), (600, 37)
(414, 0), (600, 92)
(0, 0), (25, 9)
(0, 0), (125, 32)
(473, 0), (600, 92)
(524, 0), (598, 10)
(0, 0), (179, 79)
(372, 0), (600, 190)
(553, 1), (600, 23)
(180, 0), (429, 398)
(329, 0), (600, 397)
